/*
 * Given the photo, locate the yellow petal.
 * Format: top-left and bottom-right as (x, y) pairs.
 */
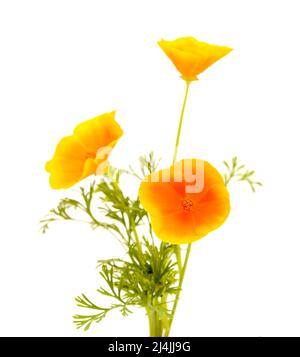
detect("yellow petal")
(45, 136), (87, 189)
(158, 37), (232, 80)
(46, 112), (124, 189)
(73, 111), (123, 154)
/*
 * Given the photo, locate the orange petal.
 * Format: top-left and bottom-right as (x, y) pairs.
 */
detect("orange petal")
(150, 210), (200, 244)
(192, 185), (230, 236)
(139, 174), (183, 217)
(138, 158), (230, 244)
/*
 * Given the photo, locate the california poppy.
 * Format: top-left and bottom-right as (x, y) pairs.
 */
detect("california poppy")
(139, 159), (230, 244)
(158, 37), (232, 81)
(46, 111), (123, 189)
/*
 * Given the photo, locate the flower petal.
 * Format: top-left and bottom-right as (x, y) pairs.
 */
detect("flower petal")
(138, 158), (230, 244)
(158, 37), (232, 80)
(150, 210), (200, 244)
(192, 184), (230, 236)
(46, 112), (123, 189)
(139, 171), (183, 217)
(159, 39), (199, 80)
(45, 136), (87, 189)
(73, 111), (123, 154)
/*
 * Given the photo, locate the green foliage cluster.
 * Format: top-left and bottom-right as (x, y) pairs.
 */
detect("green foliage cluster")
(41, 154), (261, 332)
(74, 240), (178, 330)
(41, 153), (179, 331)
(223, 156), (262, 191)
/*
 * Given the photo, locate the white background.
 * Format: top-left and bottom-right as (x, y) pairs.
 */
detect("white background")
(0, 0), (300, 337)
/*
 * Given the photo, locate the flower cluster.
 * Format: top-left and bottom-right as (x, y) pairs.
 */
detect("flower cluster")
(42, 37), (260, 336)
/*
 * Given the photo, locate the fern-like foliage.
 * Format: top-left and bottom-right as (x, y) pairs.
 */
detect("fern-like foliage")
(223, 156), (262, 192)
(41, 153), (261, 331)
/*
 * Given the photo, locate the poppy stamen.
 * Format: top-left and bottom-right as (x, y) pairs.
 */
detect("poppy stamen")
(181, 198), (193, 212)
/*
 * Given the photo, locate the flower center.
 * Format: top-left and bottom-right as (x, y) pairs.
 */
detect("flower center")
(181, 198), (193, 212)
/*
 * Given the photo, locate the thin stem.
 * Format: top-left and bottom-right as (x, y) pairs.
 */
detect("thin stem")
(175, 245), (182, 273)
(167, 244), (192, 336)
(161, 295), (169, 336)
(126, 214), (144, 263)
(132, 222), (144, 262)
(147, 80), (193, 337)
(147, 307), (156, 337)
(84, 203), (101, 226)
(172, 80), (191, 164)
(168, 80), (193, 336)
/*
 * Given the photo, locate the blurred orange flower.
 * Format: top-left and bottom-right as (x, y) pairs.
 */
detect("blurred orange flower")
(158, 37), (232, 81)
(139, 159), (230, 244)
(46, 111), (123, 189)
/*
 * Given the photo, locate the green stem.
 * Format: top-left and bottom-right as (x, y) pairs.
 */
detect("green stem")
(161, 295), (169, 336)
(148, 80), (193, 337)
(126, 214), (144, 263)
(147, 302), (161, 337)
(168, 80), (193, 336)
(172, 80), (191, 164)
(147, 298), (169, 337)
(147, 308), (156, 337)
(167, 244), (192, 335)
(175, 245), (182, 272)
(132, 222), (144, 262)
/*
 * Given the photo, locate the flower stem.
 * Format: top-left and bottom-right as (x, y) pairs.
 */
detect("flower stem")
(168, 79), (192, 336)
(147, 296), (169, 337)
(132, 222), (144, 262)
(172, 80), (191, 164)
(175, 245), (182, 272)
(167, 243), (192, 335)
(148, 80), (192, 337)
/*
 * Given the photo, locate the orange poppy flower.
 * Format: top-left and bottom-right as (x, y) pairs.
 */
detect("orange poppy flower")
(158, 37), (233, 81)
(46, 111), (123, 189)
(139, 159), (230, 244)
